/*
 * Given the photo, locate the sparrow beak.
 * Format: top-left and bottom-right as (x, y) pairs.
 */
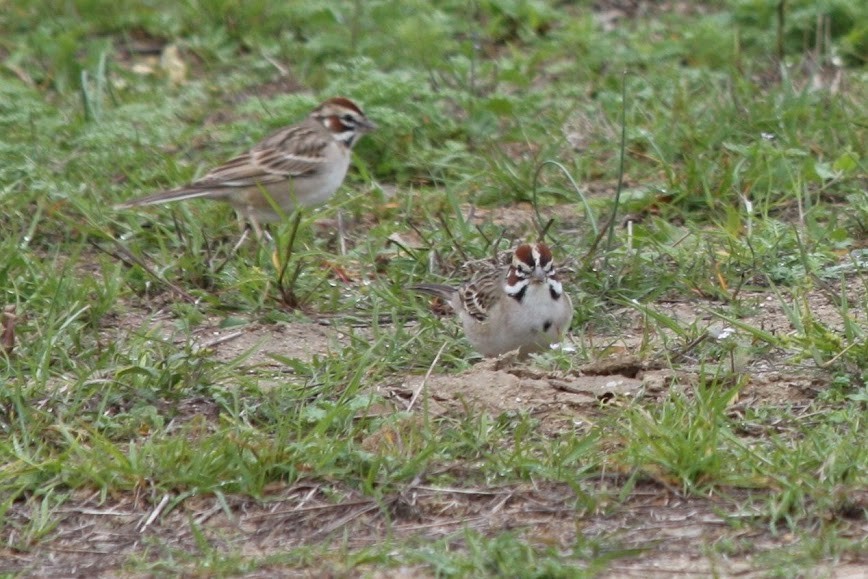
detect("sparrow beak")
(531, 267), (547, 283)
(359, 118), (378, 132)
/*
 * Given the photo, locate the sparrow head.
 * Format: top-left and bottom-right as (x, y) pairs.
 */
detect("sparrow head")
(512, 243), (554, 282)
(505, 242), (564, 301)
(312, 97), (377, 147)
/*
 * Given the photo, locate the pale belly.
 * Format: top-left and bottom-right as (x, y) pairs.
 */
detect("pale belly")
(228, 148), (351, 223)
(460, 283), (572, 357)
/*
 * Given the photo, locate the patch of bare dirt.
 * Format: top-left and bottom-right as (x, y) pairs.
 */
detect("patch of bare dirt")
(591, 0), (718, 24)
(3, 479), (865, 577)
(380, 356), (651, 435)
(205, 321), (339, 369)
(101, 295), (342, 365)
(463, 202), (589, 235)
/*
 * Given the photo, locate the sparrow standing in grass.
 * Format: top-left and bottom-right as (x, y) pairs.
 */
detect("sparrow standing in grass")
(116, 97), (376, 237)
(413, 242), (573, 358)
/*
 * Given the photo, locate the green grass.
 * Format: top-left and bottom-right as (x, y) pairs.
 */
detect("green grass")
(1, 0), (867, 576)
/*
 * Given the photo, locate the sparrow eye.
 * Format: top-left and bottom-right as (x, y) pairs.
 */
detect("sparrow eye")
(341, 114), (356, 124)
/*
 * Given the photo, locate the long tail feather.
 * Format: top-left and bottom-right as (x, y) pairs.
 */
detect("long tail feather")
(410, 284), (457, 300)
(115, 187), (222, 209)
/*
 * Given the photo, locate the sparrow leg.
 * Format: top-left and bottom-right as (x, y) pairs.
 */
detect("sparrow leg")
(246, 209), (265, 242)
(230, 226), (251, 255)
(337, 210), (348, 256)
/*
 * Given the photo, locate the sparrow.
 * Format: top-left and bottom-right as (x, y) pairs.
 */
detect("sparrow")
(115, 97), (376, 235)
(413, 242), (573, 357)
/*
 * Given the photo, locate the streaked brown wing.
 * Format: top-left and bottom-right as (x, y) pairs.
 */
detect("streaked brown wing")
(458, 269), (503, 322)
(191, 124), (330, 188)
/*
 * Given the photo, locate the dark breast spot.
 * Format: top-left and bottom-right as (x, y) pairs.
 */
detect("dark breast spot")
(510, 285), (528, 302)
(543, 320), (552, 332)
(550, 287), (560, 300)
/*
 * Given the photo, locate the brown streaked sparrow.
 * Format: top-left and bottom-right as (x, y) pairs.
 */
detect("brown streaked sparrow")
(413, 242), (573, 358)
(115, 97), (376, 234)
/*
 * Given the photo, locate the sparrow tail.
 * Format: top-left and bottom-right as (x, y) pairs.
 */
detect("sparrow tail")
(410, 284), (458, 300)
(115, 187), (224, 209)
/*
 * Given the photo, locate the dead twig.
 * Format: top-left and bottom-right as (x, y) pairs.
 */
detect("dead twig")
(139, 493), (171, 532)
(309, 502), (380, 540)
(199, 330), (245, 349)
(89, 240), (196, 303)
(408, 341), (448, 411)
(247, 498), (374, 521)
